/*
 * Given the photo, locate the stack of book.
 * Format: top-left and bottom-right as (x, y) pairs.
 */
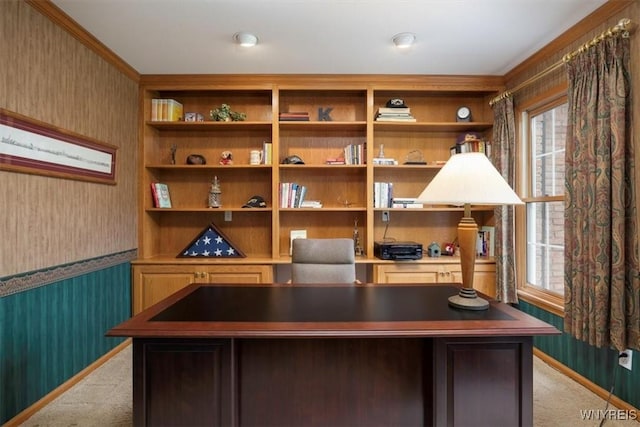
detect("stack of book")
(151, 99), (183, 121)
(300, 200), (323, 208)
(477, 226), (495, 257)
(391, 197), (423, 208)
(279, 112), (310, 121)
(374, 106), (416, 122)
(372, 157), (398, 165)
(279, 182), (308, 208)
(344, 143), (365, 165)
(325, 157), (346, 165)
(150, 182), (172, 208)
(451, 139), (492, 156)
(373, 182), (394, 208)
(451, 133), (492, 156)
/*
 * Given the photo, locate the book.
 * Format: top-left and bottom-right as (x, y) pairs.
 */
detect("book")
(375, 116), (417, 122)
(480, 226), (495, 257)
(372, 157), (398, 165)
(167, 99), (183, 121)
(300, 200), (322, 208)
(378, 107), (411, 114)
(392, 202), (424, 208)
(326, 157), (346, 165)
(279, 112), (310, 121)
(263, 141), (272, 165)
(151, 183), (172, 208)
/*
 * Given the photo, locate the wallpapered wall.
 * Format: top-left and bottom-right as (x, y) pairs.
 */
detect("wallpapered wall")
(0, 0), (138, 278)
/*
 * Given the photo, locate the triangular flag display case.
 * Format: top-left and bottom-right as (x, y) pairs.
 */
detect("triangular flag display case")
(178, 222), (246, 258)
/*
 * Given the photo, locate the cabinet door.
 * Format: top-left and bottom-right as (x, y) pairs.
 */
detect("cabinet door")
(133, 270), (196, 314)
(444, 263), (496, 298)
(373, 263), (441, 284)
(204, 265), (273, 283)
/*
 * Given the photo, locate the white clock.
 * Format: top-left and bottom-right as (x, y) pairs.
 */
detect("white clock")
(456, 106), (471, 122)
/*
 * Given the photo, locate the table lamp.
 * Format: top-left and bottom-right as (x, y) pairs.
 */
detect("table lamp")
(416, 152), (523, 310)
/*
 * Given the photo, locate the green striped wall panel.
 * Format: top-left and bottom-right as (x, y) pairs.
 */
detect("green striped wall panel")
(0, 259), (131, 424)
(518, 301), (639, 409)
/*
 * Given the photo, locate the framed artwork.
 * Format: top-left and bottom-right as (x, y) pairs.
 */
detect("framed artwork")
(0, 108), (117, 184)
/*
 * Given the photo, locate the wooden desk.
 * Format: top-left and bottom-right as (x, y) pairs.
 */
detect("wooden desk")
(108, 284), (559, 427)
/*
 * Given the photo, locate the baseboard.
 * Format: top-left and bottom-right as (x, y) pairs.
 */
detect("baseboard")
(4, 339), (132, 427)
(534, 348), (639, 414)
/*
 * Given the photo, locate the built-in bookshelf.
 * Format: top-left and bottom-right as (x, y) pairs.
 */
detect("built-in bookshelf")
(133, 75), (503, 312)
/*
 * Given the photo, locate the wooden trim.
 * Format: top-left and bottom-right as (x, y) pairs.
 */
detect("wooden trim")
(533, 348), (640, 414)
(139, 74), (506, 92)
(24, 0), (140, 82)
(518, 287), (565, 317)
(4, 339), (132, 427)
(504, 0), (635, 84)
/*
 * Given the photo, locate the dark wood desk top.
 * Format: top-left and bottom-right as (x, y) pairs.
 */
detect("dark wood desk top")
(107, 283), (559, 338)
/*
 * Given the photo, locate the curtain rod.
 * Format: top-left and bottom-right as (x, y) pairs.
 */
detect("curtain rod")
(489, 18), (635, 106)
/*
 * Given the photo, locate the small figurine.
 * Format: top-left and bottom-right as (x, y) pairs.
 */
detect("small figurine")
(219, 150), (233, 165)
(170, 144), (177, 165)
(208, 176), (222, 208)
(353, 218), (364, 256)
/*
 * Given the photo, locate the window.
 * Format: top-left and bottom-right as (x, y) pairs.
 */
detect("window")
(522, 98), (566, 301)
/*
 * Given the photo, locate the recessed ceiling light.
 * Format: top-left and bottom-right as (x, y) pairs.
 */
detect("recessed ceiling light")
(393, 33), (416, 49)
(234, 32), (258, 47)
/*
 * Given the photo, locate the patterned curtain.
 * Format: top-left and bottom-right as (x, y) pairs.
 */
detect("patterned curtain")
(491, 96), (518, 304)
(564, 34), (640, 351)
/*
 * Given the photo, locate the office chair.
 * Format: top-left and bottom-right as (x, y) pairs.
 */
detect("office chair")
(290, 238), (360, 284)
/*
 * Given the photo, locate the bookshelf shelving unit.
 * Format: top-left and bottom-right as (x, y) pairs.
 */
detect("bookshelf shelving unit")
(133, 75), (504, 313)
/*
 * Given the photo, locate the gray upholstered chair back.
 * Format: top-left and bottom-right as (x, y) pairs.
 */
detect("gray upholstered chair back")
(291, 238), (357, 284)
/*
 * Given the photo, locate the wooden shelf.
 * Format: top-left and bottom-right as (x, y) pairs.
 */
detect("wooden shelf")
(373, 121), (493, 131)
(146, 164), (274, 170)
(146, 120), (272, 130)
(146, 208), (273, 212)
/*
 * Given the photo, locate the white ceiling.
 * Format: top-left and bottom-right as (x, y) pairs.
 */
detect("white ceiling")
(50, 0), (608, 76)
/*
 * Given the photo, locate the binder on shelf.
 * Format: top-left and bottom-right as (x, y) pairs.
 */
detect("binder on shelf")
(150, 182), (172, 208)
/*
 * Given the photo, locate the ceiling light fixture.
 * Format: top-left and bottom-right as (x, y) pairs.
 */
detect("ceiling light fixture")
(392, 32), (416, 49)
(234, 32), (258, 47)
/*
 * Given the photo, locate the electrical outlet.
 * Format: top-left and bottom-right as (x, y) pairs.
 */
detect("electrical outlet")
(382, 210), (390, 223)
(619, 350), (633, 370)
(224, 211), (232, 221)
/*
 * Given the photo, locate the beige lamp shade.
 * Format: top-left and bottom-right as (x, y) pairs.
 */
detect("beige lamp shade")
(417, 153), (523, 206)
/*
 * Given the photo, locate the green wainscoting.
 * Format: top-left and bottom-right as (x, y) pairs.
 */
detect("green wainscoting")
(519, 300), (639, 410)
(0, 256), (131, 424)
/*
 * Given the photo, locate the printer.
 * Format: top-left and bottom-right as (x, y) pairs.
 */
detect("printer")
(374, 241), (423, 260)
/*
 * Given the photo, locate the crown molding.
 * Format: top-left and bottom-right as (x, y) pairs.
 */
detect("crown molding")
(504, 0), (634, 84)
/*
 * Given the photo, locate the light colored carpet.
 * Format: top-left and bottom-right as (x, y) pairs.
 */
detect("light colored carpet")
(18, 344), (638, 426)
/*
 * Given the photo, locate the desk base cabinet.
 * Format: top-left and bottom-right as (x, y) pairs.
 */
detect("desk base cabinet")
(133, 336), (533, 427)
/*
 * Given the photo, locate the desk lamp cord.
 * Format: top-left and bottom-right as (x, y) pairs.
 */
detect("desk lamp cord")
(598, 351), (623, 427)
